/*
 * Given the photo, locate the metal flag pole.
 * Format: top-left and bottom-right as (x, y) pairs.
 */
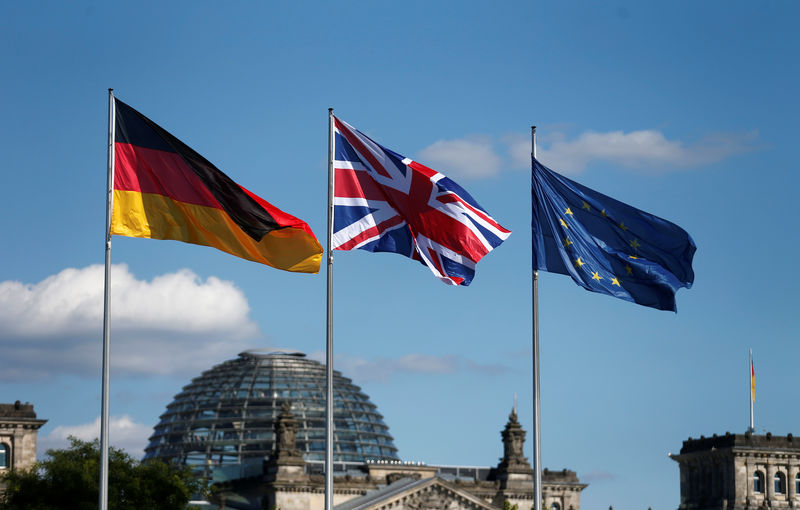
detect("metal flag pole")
(325, 108), (335, 510)
(749, 349), (755, 433)
(99, 88), (116, 510)
(531, 125), (543, 510)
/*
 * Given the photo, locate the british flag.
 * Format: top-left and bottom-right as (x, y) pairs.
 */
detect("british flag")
(332, 116), (511, 286)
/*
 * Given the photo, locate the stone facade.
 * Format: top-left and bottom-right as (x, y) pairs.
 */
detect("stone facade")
(0, 401), (47, 472)
(0, 401), (47, 494)
(235, 406), (587, 510)
(671, 432), (800, 510)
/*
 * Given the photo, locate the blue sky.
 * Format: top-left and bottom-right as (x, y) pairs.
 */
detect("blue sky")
(1, 2), (798, 509)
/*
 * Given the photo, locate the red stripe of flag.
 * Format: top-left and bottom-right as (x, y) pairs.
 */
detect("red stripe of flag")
(115, 143), (222, 209)
(334, 167), (389, 201)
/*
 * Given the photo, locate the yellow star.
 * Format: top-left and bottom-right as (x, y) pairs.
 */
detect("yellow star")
(574, 257), (585, 268)
(591, 272), (603, 281)
(565, 207), (574, 216)
(582, 201), (591, 211)
(560, 218), (569, 229)
(563, 237), (573, 248)
(628, 255), (638, 260)
(611, 277), (621, 287)
(618, 222), (628, 231)
(630, 239), (641, 250)
(601, 209), (608, 218)
(625, 264), (633, 275)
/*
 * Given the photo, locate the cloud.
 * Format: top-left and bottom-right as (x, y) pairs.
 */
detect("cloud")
(38, 415), (152, 459)
(414, 128), (760, 178)
(309, 351), (509, 383)
(0, 264), (259, 380)
(507, 129), (761, 174)
(417, 136), (502, 179)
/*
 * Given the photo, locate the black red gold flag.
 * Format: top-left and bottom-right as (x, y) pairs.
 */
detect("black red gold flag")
(111, 99), (322, 273)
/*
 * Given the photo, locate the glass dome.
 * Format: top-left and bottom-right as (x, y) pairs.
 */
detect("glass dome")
(143, 349), (399, 478)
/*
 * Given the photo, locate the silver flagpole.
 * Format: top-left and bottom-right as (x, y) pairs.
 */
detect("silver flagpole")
(531, 126), (543, 510)
(749, 349), (755, 433)
(99, 88), (116, 510)
(325, 108), (335, 510)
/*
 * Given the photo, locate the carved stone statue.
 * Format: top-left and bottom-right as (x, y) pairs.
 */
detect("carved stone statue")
(276, 402), (297, 452)
(500, 409), (530, 470)
(272, 401), (303, 463)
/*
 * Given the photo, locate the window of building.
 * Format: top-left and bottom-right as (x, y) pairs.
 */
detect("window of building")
(551, 503), (561, 510)
(754, 471), (765, 493)
(795, 473), (800, 495)
(775, 472), (786, 494)
(0, 443), (8, 468)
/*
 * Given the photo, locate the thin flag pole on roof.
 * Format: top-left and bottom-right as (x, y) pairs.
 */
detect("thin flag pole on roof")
(99, 88), (116, 510)
(749, 349), (755, 433)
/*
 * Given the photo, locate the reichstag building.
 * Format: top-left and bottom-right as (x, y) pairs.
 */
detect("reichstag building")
(145, 349), (587, 510)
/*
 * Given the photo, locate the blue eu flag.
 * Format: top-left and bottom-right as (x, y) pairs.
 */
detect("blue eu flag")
(532, 157), (695, 311)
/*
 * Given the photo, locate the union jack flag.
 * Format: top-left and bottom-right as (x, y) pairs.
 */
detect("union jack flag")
(332, 116), (511, 286)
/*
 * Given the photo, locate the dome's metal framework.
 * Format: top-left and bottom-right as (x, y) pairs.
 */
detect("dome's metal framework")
(144, 350), (399, 478)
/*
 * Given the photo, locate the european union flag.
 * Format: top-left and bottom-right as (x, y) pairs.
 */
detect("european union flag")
(532, 157), (696, 311)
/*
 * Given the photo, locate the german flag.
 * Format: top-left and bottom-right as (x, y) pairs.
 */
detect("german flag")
(111, 99), (322, 273)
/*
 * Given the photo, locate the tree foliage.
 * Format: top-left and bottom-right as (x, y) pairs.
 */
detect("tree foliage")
(0, 437), (204, 510)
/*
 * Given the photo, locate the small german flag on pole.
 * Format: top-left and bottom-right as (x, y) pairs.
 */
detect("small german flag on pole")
(110, 98), (322, 273)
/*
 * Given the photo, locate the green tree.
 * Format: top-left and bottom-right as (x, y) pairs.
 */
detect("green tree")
(0, 437), (204, 510)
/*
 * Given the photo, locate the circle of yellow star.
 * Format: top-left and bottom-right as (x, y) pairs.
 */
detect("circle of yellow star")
(591, 272), (603, 281)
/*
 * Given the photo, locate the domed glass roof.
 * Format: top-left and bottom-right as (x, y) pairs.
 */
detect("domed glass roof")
(144, 350), (399, 478)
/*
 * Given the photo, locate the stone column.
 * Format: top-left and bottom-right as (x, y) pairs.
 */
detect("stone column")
(767, 463), (776, 502)
(788, 463), (797, 505)
(679, 460), (688, 505)
(736, 456), (749, 508)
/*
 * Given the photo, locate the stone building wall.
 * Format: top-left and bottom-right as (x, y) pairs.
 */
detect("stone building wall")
(672, 432), (800, 510)
(255, 406), (587, 510)
(0, 401), (47, 472)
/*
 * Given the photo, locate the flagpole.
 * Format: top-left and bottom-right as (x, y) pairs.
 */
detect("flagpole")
(99, 88), (116, 510)
(749, 349), (755, 433)
(531, 125), (543, 510)
(325, 108), (335, 510)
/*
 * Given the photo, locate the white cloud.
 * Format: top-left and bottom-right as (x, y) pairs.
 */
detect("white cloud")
(38, 415), (152, 459)
(508, 129), (761, 174)
(0, 264), (259, 380)
(309, 351), (507, 383)
(417, 136), (502, 179)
